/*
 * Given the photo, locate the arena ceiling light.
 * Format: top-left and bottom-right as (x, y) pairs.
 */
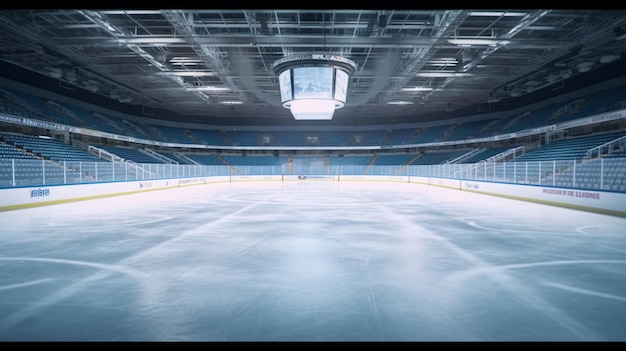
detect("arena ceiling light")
(401, 86), (434, 91)
(448, 39), (510, 46)
(272, 54), (357, 120)
(415, 72), (473, 78)
(168, 57), (204, 66)
(161, 71), (214, 77)
(184, 86), (229, 91)
(468, 11), (527, 17)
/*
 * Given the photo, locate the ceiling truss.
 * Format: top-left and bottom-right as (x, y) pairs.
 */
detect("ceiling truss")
(0, 9), (625, 124)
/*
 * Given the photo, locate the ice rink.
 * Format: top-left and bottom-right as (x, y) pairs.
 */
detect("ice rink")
(0, 180), (625, 341)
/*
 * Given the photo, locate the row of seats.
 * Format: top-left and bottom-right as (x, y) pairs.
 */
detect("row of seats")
(512, 132), (626, 162)
(0, 133), (100, 162)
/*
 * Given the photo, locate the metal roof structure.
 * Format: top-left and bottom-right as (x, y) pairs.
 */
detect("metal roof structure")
(1, 9), (626, 126)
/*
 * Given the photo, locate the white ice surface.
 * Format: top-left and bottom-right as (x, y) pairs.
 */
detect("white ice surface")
(0, 181), (625, 341)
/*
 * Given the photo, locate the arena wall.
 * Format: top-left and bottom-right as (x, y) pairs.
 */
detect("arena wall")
(1, 175), (624, 217)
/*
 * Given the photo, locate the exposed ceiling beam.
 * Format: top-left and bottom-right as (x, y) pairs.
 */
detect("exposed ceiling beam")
(51, 36), (576, 49)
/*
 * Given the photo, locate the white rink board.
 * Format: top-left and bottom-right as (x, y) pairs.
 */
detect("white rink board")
(1, 175), (624, 216)
(0, 177), (211, 210)
(410, 176), (625, 216)
(459, 179), (626, 214)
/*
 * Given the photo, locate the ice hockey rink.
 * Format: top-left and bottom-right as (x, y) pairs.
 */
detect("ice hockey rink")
(0, 180), (625, 342)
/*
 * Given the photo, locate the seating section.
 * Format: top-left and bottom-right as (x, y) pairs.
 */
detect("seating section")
(156, 151), (197, 165)
(412, 149), (472, 165)
(95, 145), (165, 164)
(183, 154), (225, 165)
(512, 132), (626, 162)
(374, 154), (417, 165)
(0, 141), (37, 159)
(0, 155), (99, 187)
(222, 155), (288, 167)
(2, 79), (626, 191)
(3, 81), (626, 146)
(0, 129), (625, 191)
(411, 125), (453, 144)
(187, 129), (228, 146)
(0, 133), (101, 162)
(549, 89), (626, 124)
(328, 155), (372, 167)
(385, 128), (420, 145)
(149, 125), (197, 144)
(0, 88), (68, 125)
(446, 120), (493, 141)
(226, 131), (259, 146)
(264, 131), (298, 146)
(548, 158), (626, 192)
(461, 146), (515, 163)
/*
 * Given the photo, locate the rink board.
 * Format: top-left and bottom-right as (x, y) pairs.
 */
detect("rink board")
(0, 175), (624, 217)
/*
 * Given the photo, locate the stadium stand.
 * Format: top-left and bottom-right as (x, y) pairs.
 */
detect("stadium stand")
(1, 76), (626, 192)
(512, 132), (626, 162)
(184, 154), (226, 166)
(95, 145), (165, 164)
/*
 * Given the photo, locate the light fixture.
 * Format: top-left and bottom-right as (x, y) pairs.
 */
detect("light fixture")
(415, 72), (473, 78)
(272, 54), (357, 120)
(161, 71), (214, 77)
(427, 58), (458, 66)
(169, 62), (201, 66)
(448, 39), (510, 46)
(185, 86), (229, 91)
(468, 11), (527, 17)
(401, 86), (433, 92)
(169, 57), (204, 66)
(387, 101), (413, 105)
